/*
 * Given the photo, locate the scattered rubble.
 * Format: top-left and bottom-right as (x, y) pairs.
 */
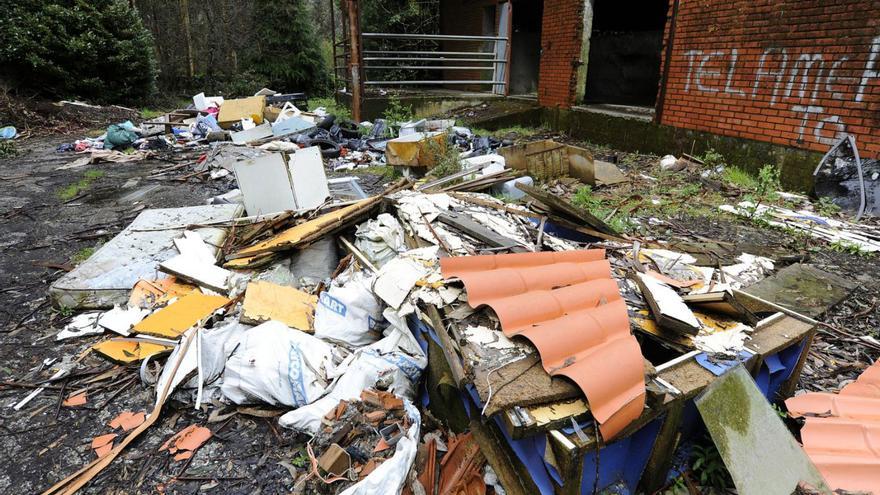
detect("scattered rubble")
(3, 94), (880, 495)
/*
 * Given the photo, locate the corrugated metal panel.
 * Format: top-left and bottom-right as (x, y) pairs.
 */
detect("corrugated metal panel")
(441, 249), (645, 440)
(785, 361), (880, 492)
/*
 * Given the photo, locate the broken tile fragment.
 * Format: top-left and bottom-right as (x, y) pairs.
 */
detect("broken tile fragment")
(109, 411), (146, 432)
(160, 424), (212, 461)
(62, 392), (87, 407)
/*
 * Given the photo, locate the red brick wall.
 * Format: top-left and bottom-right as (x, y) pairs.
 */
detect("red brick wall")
(659, 0), (880, 157)
(538, 0), (584, 107)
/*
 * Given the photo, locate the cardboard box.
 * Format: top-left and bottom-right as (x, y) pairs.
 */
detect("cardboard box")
(217, 96), (266, 128)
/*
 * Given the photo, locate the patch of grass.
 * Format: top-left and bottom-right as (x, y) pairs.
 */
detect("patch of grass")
(140, 108), (164, 119)
(722, 166), (758, 189)
(817, 196), (841, 217)
(309, 96), (353, 122)
(71, 246), (97, 264)
(0, 140), (18, 158)
(85, 128), (106, 138)
(350, 165), (400, 180)
(56, 169), (105, 201)
(471, 125), (541, 139)
(572, 185), (636, 233)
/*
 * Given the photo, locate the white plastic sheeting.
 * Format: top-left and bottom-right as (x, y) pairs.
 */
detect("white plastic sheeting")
(279, 309), (426, 434)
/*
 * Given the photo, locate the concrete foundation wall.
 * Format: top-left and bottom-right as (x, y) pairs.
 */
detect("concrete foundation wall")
(472, 105), (823, 192)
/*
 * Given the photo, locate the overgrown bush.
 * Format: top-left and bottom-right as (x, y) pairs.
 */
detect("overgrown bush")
(249, 0), (331, 96)
(0, 0), (158, 104)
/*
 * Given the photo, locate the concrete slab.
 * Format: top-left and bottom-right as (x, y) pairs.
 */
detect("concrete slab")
(695, 366), (829, 495)
(49, 204), (243, 309)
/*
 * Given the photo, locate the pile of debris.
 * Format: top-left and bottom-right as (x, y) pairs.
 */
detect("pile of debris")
(12, 96), (878, 494)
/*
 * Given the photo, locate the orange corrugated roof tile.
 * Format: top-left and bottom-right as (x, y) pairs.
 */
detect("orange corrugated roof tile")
(785, 361), (880, 493)
(441, 249), (645, 440)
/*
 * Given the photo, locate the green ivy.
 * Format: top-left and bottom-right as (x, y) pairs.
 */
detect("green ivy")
(0, 0), (158, 104)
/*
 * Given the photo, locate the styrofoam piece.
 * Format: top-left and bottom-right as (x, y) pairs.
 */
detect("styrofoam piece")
(49, 205), (242, 309)
(56, 312), (102, 340)
(97, 305), (150, 336)
(231, 123), (273, 145)
(159, 254), (232, 293)
(174, 231), (217, 265)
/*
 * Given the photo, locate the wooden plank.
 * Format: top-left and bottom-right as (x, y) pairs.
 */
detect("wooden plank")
(437, 211), (527, 252)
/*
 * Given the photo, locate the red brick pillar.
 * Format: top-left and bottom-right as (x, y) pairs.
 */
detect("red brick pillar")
(538, 0), (585, 108)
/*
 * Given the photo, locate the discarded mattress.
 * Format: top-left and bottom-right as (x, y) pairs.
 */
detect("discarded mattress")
(50, 204), (243, 309)
(786, 361), (880, 492)
(440, 249), (645, 439)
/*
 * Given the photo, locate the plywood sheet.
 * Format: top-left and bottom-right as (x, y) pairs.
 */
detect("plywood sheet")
(132, 292), (229, 338)
(241, 280), (317, 331)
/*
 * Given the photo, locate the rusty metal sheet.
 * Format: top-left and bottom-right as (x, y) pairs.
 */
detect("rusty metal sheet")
(441, 249), (645, 440)
(785, 361), (880, 493)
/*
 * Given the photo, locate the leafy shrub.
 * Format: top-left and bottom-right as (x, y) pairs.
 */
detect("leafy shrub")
(0, 0), (158, 104)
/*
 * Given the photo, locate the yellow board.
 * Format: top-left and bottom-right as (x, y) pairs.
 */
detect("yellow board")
(128, 277), (200, 309)
(132, 292), (230, 338)
(217, 96), (266, 128)
(241, 280), (317, 331)
(92, 339), (173, 364)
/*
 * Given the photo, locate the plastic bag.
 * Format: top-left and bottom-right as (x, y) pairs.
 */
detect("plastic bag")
(280, 309), (426, 434)
(220, 321), (336, 407)
(314, 269), (384, 346)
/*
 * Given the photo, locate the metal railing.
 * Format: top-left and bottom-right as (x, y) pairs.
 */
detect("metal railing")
(354, 32), (509, 94)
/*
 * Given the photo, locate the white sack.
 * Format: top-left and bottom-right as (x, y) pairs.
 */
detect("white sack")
(221, 321), (336, 407)
(279, 309), (426, 433)
(314, 270), (384, 346)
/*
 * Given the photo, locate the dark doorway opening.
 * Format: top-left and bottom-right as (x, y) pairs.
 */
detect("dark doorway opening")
(509, 0), (543, 95)
(583, 0), (668, 106)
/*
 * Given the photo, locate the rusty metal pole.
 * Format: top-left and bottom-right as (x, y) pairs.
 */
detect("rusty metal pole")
(345, 0), (364, 122)
(330, 0), (338, 104)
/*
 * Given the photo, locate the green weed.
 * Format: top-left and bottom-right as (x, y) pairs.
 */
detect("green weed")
(700, 148), (727, 168)
(817, 196), (841, 217)
(722, 166), (758, 189)
(382, 95), (414, 129)
(350, 165), (400, 180)
(0, 140), (17, 158)
(140, 108), (164, 119)
(57, 169), (105, 201)
(57, 306), (74, 317)
(830, 240), (873, 257)
(424, 138), (462, 179)
(690, 440), (732, 491)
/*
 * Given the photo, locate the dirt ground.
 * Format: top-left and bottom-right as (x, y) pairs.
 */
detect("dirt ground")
(0, 136), (310, 494)
(1, 121), (878, 494)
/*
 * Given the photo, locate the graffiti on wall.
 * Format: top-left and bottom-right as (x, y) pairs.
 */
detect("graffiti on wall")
(681, 35), (880, 146)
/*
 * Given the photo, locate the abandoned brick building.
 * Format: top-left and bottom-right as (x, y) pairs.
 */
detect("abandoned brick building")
(339, 0), (880, 183)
